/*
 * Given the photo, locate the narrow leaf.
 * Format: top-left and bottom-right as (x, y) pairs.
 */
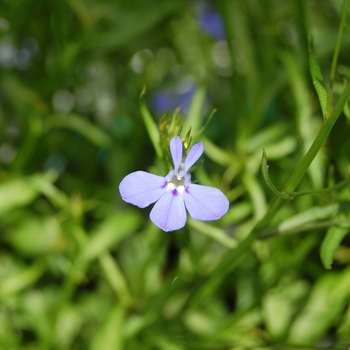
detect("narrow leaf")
(189, 219), (237, 249)
(45, 114), (113, 148)
(139, 86), (163, 159)
(309, 36), (327, 117)
(183, 86), (206, 138)
(84, 211), (140, 262)
(320, 213), (350, 269)
(0, 263), (45, 298)
(278, 203), (340, 233)
(89, 305), (126, 350)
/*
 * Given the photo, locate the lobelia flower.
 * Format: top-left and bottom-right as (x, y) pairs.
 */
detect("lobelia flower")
(119, 135), (229, 232)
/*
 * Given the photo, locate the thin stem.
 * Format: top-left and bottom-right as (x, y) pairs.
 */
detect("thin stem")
(326, 0), (350, 116)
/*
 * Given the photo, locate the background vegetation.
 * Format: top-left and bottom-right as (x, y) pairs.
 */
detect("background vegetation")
(1, 0), (350, 349)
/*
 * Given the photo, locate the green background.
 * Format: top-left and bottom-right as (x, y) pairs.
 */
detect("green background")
(1, 0), (350, 349)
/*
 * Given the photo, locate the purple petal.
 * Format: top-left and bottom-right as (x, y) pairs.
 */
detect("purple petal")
(119, 171), (167, 208)
(183, 184), (229, 221)
(150, 189), (187, 231)
(184, 142), (204, 173)
(170, 135), (183, 173)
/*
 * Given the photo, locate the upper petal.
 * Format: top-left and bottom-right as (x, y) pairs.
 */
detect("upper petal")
(184, 142), (204, 173)
(119, 171), (167, 208)
(170, 135), (183, 173)
(150, 189), (187, 232)
(183, 184), (229, 221)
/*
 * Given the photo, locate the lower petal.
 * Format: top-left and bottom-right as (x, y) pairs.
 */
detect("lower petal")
(183, 184), (229, 221)
(119, 171), (167, 208)
(150, 190), (187, 232)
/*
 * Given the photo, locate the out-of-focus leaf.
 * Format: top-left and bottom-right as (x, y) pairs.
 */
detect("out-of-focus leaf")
(84, 211), (140, 261)
(29, 173), (71, 210)
(288, 266), (350, 344)
(222, 201), (252, 224)
(278, 203), (340, 233)
(189, 219), (237, 248)
(54, 304), (83, 349)
(245, 124), (289, 154)
(1, 74), (48, 113)
(139, 86), (163, 158)
(242, 171), (267, 220)
(0, 172), (56, 214)
(8, 216), (63, 256)
(0, 179), (37, 213)
(88, 2), (184, 51)
(152, 337), (186, 350)
(89, 305), (125, 350)
(262, 136), (297, 160)
(262, 280), (309, 340)
(320, 213), (350, 269)
(0, 309), (19, 348)
(98, 252), (131, 299)
(202, 138), (236, 167)
(309, 36), (327, 117)
(44, 114), (113, 148)
(183, 309), (219, 336)
(22, 290), (51, 346)
(183, 85), (206, 137)
(0, 263), (45, 299)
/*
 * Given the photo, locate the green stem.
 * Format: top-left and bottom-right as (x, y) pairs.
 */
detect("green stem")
(326, 0), (350, 116)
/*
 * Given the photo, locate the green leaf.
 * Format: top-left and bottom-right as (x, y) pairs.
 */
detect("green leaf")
(98, 252), (131, 298)
(288, 267), (350, 344)
(188, 219), (237, 249)
(8, 216), (62, 256)
(202, 137), (235, 167)
(241, 171), (267, 220)
(0, 172), (56, 214)
(139, 86), (163, 159)
(183, 85), (206, 138)
(89, 305), (126, 350)
(278, 203), (340, 233)
(45, 114), (113, 148)
(0, 263), (45, 299)
(84, 211), (140, 262)
(87, 2), (184, 52)
(309, 36), (328, 117)
(320, 213), (350, 269)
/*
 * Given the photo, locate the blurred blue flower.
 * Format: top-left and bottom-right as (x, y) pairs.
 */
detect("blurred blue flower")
(119, 135), (229, 232)
(151, 82), (195, 116)
(194, 2), (226, 40)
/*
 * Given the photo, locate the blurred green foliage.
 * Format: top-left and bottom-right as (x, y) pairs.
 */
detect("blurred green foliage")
(1, 0), (350, 349)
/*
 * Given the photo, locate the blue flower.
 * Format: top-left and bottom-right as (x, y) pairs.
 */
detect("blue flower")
(194, 2), (226, 40)
(119, 136), (229, 232)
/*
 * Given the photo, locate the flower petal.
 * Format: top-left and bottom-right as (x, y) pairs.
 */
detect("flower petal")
(183, 184), (229, 221)
(184, 142), (204, 173)
(150, 189), (187, 231)
(119, 171), (167, 208)
(170, 135), (183, 173)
